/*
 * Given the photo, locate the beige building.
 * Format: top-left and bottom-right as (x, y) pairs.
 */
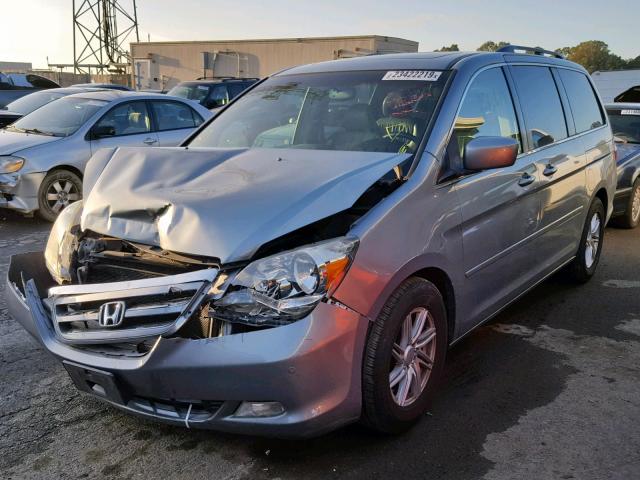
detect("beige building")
(130, 35), (418, 91)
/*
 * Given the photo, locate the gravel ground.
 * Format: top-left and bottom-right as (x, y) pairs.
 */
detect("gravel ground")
(1, 211), (639, 480)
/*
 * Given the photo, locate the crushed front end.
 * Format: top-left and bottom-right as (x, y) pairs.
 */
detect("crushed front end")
(7, 203), (368, 438)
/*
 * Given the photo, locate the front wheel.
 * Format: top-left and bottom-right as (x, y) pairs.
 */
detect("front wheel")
(37, 169), (83, 222)
(565, 197), (605, 283)
(361, 277), (447, 434)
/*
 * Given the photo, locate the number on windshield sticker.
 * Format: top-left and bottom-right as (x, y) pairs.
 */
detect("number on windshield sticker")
(382, 71), (442, 81)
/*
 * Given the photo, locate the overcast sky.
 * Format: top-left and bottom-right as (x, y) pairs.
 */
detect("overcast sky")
(2, 0), (638, 68)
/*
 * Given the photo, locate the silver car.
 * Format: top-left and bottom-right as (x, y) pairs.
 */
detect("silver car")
(0, 90), (212, 220)
(7, 47), (616, 437)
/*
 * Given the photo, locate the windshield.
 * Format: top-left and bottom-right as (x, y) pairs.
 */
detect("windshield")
(4, 90), (68, 115)
(189, 70), (449, 153)
(167, 84), (209, 103)
(11, 97), (107, 137)
(608, 109), (640, 144)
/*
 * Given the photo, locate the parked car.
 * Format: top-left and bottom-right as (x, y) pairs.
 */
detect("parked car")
(0, 72), (60, 108)
(0, 90), (212, 220)
(614, 85), (640, 103)
(7, 46), (616, 438)
(166, 78), (258, 109)
(607, 103), (640, 228)
(71, 83), (132, 91)
(0, 87), (107, 128)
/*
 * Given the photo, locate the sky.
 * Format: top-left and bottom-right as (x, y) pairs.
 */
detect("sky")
(2, 0), (639, 69)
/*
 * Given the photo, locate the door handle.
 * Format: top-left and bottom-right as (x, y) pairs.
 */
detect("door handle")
(543, 164), (558, 176)
(143, 137), (157, 145)
(518, 173), (535, 187)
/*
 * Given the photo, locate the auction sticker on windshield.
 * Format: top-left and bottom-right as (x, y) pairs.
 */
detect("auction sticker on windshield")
(382, 71), (442, 81)
(621, 109), (640, 115)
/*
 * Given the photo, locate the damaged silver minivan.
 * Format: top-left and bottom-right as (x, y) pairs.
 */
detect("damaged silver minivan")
(7, 47), (616, 437)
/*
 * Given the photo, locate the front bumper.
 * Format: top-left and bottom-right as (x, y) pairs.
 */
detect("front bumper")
(7, 253), (369, 438)
(0, 172), (45, 214)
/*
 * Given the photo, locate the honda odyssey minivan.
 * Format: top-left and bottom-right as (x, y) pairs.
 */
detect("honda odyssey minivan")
(7, 46), (616, 437)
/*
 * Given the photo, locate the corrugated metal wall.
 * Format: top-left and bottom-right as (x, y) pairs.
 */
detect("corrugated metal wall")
(130, 35), (418, 91)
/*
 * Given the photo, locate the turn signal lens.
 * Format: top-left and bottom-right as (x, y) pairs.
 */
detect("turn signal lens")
(0, 156), (24, 174)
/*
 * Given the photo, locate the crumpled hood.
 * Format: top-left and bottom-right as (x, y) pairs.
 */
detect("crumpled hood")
(0, 129), (59, 155)
(81, 147), (410, 263)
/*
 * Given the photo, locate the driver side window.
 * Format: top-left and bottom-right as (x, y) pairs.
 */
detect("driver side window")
(95, 101), (152, 137)
(451, 68), (522, 160)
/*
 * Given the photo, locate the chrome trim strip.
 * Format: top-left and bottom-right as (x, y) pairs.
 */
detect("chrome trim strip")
(56, 301), (189, 323)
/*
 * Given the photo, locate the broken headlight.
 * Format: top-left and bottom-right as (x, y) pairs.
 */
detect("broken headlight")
(44, 200), (83, 284)
(213, 237), (359, 326)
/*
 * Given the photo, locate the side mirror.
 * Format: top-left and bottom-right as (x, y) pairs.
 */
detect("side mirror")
(90, 125), (115, 139)
(463, 136), (519, 171)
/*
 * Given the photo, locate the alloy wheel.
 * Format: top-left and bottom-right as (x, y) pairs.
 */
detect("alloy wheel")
(585, 212), (601, 269)
(46, 179), (80, 214)
(632, 186), (640, 224)
(389, 307), (437, 407)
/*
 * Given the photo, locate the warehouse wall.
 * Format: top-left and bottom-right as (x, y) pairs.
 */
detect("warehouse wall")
(130, 35), (418, 90)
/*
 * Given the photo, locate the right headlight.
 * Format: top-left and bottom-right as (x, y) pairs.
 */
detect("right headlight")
(0, 155), (24, 174)
(213, 237), (359, 326)
(44, 200), (83, 284)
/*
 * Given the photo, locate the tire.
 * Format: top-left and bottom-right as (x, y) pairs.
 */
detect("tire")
(613, 179), (640, 229)
(565, 197), (605, 283)
(37, 170), (83, 222)
(361, 277), (447, 434)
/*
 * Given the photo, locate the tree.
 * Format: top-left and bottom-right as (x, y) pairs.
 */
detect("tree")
(477, 41), (510, 52)
(626, 55), (640, 69)
(434, 44), (459, 52)
(562, 41), (627, 73)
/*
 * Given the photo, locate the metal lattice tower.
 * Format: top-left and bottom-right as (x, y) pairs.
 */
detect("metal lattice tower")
(72, 0), (139, 74)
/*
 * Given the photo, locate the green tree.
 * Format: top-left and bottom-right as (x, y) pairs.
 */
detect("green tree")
(626, 55), (640, 69)
(434, 44), (459, 52)
(562, 41), (626, 73)
(477, 41), (510, 52)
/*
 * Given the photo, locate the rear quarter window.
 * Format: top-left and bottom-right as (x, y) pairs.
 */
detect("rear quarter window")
(557, 69), (605, 133)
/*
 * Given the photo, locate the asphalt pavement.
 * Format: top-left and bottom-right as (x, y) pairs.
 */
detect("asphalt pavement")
(1, 210), (639, 480)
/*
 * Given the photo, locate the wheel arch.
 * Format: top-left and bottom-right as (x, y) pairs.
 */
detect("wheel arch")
(45, 165), (84, 180)
(412, 267), (456, 344)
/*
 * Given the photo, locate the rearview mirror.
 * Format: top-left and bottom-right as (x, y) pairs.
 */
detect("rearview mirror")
(463, 136), (518, 171)
(90, 125), (115, 139)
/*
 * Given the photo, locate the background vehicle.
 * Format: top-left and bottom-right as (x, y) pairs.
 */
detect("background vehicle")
(0, 72), (60, 108)
(71, 83), (133, 91)
(166, 78), (258, 109)
(0, 87), (106, 128)
(0, 90), (212, 220)
(615, 86), (640, 103)
(7, 47), (616, 438)
(607, 103), (640, 228)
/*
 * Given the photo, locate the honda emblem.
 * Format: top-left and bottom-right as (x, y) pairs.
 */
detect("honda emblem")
(98, 301), (126, 327)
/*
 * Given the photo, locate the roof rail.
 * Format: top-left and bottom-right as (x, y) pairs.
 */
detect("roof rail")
(221, 77), (260, 82)
(497, 45), (564, 59)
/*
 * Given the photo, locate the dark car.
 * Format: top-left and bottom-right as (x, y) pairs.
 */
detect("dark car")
(0, 87), (106, 128)
(71, 83), (132, 91)
(0, 73), (60, 108)
(607, 103), (640, 228)
(166, 78), (258, 109)
(614, 86), (640, 103)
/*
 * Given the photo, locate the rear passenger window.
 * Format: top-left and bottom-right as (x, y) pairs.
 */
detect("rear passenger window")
(557, 69), (604, 133)
(511, 66), (568, 149)
(451, 67), (521, 157)
(151, 101), (202, 131)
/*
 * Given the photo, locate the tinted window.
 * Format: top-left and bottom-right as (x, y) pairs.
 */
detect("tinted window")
(607, 108), (640, 144)
(96, 101), (151, 136)
(152, 101), (201, 130)
(512, 66), (568, 149)
(558, 69), (604, 133)
(166, 83), (210, 102)
(451, 68), (521, 157)
(228, 83), (249, 99)
(208, 85), (229, 107)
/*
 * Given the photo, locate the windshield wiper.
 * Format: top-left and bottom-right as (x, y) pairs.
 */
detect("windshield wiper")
(22, 128), (55, 136)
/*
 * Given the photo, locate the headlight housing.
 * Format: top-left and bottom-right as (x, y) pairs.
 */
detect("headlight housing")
(44, 200), (83, 284)
(213, 237), (359, 326)
(0, 156), (24, 174)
